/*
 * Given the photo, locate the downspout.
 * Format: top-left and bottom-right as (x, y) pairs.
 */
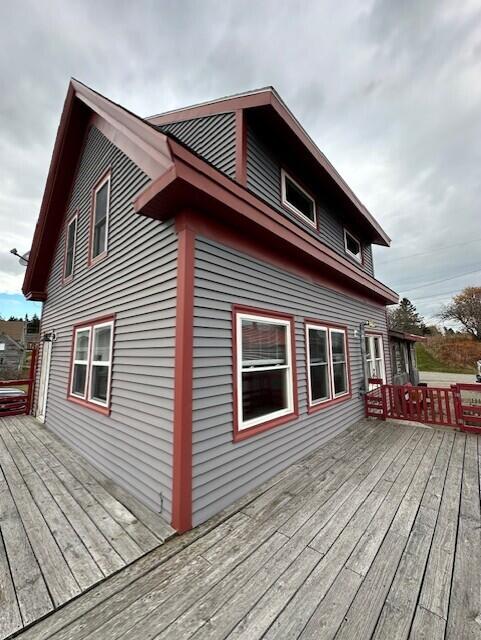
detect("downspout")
(360, 322), (368, 395)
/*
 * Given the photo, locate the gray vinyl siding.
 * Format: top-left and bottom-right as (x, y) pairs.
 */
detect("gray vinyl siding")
(191, 237), (390, 526)
(159, 112), (236, 178)
(39, 126), (177, 520)
(246, 125), (375, 277)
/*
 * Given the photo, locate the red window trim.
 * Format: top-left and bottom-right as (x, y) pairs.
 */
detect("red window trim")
(67, 313), (115, 416)
(232, 304), (298, 442)
(88, 168), (111, 267)
(304, 318), (352, 414)
(62, 211), (78, 285)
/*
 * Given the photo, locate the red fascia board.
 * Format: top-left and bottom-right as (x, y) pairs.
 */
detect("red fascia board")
(23, 79), (176, 301)
(147, 87), (390, 246)
(134, 140), (398, 305)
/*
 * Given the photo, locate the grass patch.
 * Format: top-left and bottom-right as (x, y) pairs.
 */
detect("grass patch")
(416, 343), (474, 374)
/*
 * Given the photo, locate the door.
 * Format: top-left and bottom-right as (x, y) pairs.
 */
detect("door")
(365, 334), (386, 389)
(37, 339), (52, 423)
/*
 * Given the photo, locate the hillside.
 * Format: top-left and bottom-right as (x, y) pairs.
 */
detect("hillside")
(416, 337), (481, 375)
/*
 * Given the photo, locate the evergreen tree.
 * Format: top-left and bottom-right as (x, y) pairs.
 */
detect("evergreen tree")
(388, 298), (426, 335)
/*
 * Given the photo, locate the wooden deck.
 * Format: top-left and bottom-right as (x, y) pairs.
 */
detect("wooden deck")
(0, 416), (175, 639)
(8, 418), (481, 640)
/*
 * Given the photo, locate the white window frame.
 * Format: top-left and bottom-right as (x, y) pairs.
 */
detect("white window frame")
(306, 324), (331, 406)
(64, 214), (78, 280)
(281, 169), (317, 228)
(329, 327), (350, 398)
(365, 333), (386, 387)
(87, 321), (114, 407)
(70, 327), (91, 399)
(236, 312), (294, 431)
(344, 228), (362, 263)
(91, 174), (111, 261)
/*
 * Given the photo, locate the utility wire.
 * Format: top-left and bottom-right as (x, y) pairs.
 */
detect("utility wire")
(376, 236), (481, 265)
(394, 267), (481, 293)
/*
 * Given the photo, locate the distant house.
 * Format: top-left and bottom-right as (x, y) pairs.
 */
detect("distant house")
(388, 330), (424, 386)
(23, 80), (398, 532)
(0, 334), (24, 375)
(0, 320), (26, 344)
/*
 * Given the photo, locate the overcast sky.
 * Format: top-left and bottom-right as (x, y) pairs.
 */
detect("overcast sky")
(1, 0), (480, 323)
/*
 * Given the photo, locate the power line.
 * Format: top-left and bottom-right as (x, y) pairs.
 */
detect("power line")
(376, 236), (481, 265)
(394, 267), (481, 293)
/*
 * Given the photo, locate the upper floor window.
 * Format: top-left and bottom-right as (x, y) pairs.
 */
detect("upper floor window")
(281, 170), (316, 228)
(64, 214), (77, 281)
(235, 308), (296, 436)
(344, 229), (362, 263)
(91, 173), (111, 262)
(69, 316), (114, 413)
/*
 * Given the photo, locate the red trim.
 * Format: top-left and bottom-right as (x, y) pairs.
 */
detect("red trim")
(304, 318), (352, 414)
(135, 141), (398, 305)
(88, 169), (111, 267)
(235, 110), (247, 186)
(146, 88), (390, 246)
(165, 210), (390, 307)
(66, 314), (115, 415)
(232, 304), (299, 443)
(61, 210), (78, 285)
(171, 213), (195, 532)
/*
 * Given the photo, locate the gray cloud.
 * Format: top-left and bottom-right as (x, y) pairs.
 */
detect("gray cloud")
(1, 0), (480, 325)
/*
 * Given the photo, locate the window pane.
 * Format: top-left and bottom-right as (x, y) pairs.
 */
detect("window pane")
(310, 363), (329, 401)
(93, 220), (106, 257)
(75, 330), (89, 361)
(72, 363), (87, 396)
(365, 337), (371, 360)
(91, 365), (108, 402)
(308, 328), (327, 364)
(346, 233), (361, 257)
(333, 362), (347, 395)
(242, 369), (288, 422)
(242, 319), (286, 367)
(65, 249), (74, 277)
(95, 182), (108, 224)
(93, 326), (111, 362)
(374, 337), (381, 358)
(285, 177), (315, 222)
(331, 332), (346, 362)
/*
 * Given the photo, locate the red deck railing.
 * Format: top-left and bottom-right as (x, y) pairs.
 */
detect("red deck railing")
(0, 348), (37, 417)
(365, 380), (481, 433)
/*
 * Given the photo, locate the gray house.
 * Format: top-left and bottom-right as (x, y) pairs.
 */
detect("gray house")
(0, 333), (24, 375)
(388, 330), (423, 386)
(23, 80), (397, 532)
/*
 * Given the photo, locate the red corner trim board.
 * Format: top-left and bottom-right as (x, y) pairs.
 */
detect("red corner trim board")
(172, 212), (195, 532)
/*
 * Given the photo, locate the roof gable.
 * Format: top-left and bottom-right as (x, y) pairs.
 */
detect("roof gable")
(147, 88), (391, 247)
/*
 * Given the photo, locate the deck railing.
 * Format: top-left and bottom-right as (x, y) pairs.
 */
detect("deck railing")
(365, 381), (481, 433)
(0, 347), (37, 417)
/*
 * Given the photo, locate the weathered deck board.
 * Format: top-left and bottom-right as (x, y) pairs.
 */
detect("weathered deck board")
(0, 416), (173, 639)
(9, 419), (481, 640)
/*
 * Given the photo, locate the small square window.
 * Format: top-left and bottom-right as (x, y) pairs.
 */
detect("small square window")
(281, 170), (316, 227)
(344, 229), (362, 262)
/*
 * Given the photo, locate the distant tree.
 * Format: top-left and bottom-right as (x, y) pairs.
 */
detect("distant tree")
(440, 287), (481, 341)
(27, 314), (40, 333)
(424, 324), (442, 336)
(388, 298), (426, 335)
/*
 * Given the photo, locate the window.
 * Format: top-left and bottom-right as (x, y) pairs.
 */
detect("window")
(365, 334), (386, 388)
(91, 174), (110, 261)
(306, 323), (350, 407)
(69, 317), (114, 411)
(281, 170), (316, 227)
(344, 229), (362, 263)
(235, 310), (295, 433)
(64, 215), (77, 280)
(0, 343), (5, 351)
